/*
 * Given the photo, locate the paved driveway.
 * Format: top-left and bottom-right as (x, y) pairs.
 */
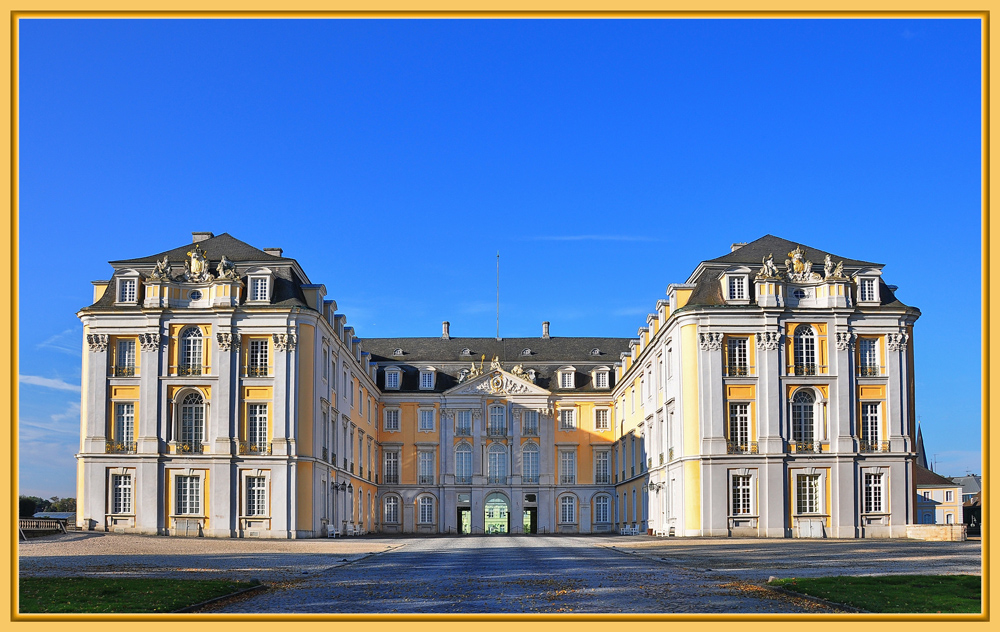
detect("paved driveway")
(19, 533), (981, 614)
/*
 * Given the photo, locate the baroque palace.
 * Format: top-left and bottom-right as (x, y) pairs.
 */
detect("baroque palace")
(77, 232), (919, 538)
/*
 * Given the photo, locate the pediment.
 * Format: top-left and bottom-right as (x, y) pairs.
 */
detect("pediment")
(445, 369), (551, 396)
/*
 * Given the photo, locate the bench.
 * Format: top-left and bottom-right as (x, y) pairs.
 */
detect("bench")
(19, 518), (67, 540)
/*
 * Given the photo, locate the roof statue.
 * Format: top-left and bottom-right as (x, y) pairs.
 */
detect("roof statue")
(216, 254), (238, 280)
(184, 245), (215, 283)
(785, 246), (823, 282)
(490, 355), (503, 372)
(510, 363), (534, 383)
(756, 253), (781, 280)
(150, 255), (173, 281)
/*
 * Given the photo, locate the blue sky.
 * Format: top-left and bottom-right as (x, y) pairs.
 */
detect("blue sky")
(17, 18), (981, 497)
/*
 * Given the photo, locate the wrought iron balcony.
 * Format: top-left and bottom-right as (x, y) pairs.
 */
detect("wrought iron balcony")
(668, 448), (674, 461)
(238, 440), (271, 455)
(245, 365), (269, 377)
(487, 475), (507, 485)
(659, 453), (664, 465)
(359, 467), (365, 479)
(790, 441), (822, 454)
(487, 426), (507, 437)
(105, 440), (136, 454)
(595, 475), (611, 485)
(178, 364), (203, 376)
(560, 474), (576, 485)
(724, 365), (755, 377)
(177, 441), (204, 453)
(113, 366), (136, 377)
(522, 425), (539, 437)
(455, 427), (471, 437)
(522, 475), (538, 484)
(791, 363), (819, 376)
(455, 475), (472, 485)
(726, 441), (759, 455)
(418, 475), (434, 484)
(858, 365), (883, 377)
(384, 474), (399, 484)
(647, 457), (652, 469)
(859, 440), (890, 453)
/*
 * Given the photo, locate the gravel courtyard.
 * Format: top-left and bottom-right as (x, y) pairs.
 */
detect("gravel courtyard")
(19, 532), (981, 614)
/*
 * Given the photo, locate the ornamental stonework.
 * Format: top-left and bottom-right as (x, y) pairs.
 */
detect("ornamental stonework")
(138, 333), (161, 352)
(887, 332), (909, 351)
(216, 332), (239, 351)
(835, 331), (855, 351)
(755, 331), (782, 350)
(698, 332), (724, 351)
(272, 333), (297, 351)
(86, 334), (109, 352)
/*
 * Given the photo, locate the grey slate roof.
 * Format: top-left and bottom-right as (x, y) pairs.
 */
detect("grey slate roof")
(364, 336), (630, 394)
(706, 234), (882, 268)
(110, 233), (292, 265)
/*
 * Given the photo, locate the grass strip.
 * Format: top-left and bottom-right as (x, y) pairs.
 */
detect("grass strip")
(768, 575), (981, 614)
(19, 577), (261, 614)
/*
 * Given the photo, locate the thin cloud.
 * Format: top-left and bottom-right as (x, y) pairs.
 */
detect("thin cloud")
(19, 375), (82, 392)
(523, 235), (664, 243)
(612, 306), (652, 317)
(37, 328), (82, 356)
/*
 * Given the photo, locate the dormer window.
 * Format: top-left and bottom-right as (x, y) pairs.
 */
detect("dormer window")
(114, 270), (141, 305)
(419, 368), (436, 390)
(250, 278), (268, 301)
(520, 348), (532, 356)
(729, 276), (746, 300)
(721, 267), (752, 305)
(593, 366), (610, 389)
(854, 268), (882, 306)
(245, 267), (274, 304)
(558, 366), (576, 389)
(590, 348), (602, 356)
(392, 348), (404, 357)
(384, 366), (401, 390)
(460, 348), (472, 357)
(860, 278), (877, 302)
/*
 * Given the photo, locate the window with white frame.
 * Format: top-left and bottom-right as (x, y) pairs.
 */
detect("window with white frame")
(521, 442), (539, 483)
(595, 370), (609, 389)
(117, 277), (137, 303)
(487, 444), (507, 483)
(595, 408), (609, 431)
(559, 495), (576, 523)
(384, 408), (400, 431)
(791, 390), (815, 446)
(859, 278), (877, 302)
(863, 472), (884, 514)
(726, 337), (749, 376)
(455, 443), (472, 483)
(180, 393), (205, 451)
(384, 495), (399, 523)
(795, 474), (821, 514)
(419, 369), (435, 390)
(247, 338), (268, 376)
(859, 338), (879, 375)
(384, 368), (400, 389)
(247, 403), (268, 452)
(731, 474), (752, 515)
(115, 339), (136, 376)
(245, 476), (267, 516)
(728, 275), (746, 300)
(594, 495), (610, 523)
(559, 369), (575, 389)
(418, 451), (435, 484)
(175, 475), (201, 515)
(728, 403), (750, 451)
(456, 410), (472, 435)
(384, 451), (399, 484)
(559, 450), (576, 484)
(521, 409), (538, 435)
(860, 403), (880, 450)
(793, 325), (817, 375)
(418, 409), (435, 432)
(249, 277), (269, 302)
(180, 327), (204, 375)
(418, 496), (434, 524)
(946, 490), (954, 502)
(559, 409), (576, 430)
(595, 450), (610, 484)
(111, 473), (132, 514)
(488, 405), (506, 436)
(113, 403), (135, 450)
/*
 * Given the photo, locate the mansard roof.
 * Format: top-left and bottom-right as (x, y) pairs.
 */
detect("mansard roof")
(704, 234), (882, 269)
(110, 232), (292, 265)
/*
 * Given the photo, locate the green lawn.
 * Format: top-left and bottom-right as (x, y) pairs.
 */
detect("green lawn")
(19, 577), (260, 614)
(768, 575), (981, 613)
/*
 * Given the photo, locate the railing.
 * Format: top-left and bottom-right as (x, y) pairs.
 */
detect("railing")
(322, 447), (328, 461)
(245, 365), (269, 377)
(859, 440), (890, 453)
(178, 364), (203, 376)
(418, 475), (434, 484)
(455, 475), (472, 485)
(487, 475), (507, 485)
(790, 441), (823, 454)
(238, 441), (271, 455)
(647, 457), (652, 468)
(522, 475), (538, 484)
(668, 448), (674, 461)
(113, 366), (136, 377)
(106, 440), (136, 454)
(595, 475), (611, 485)
(724, 365), (755, 377)
(177, 441), (204, 453)
(659, 453), (664, 465)
(726, 441), (759, 455)
(522, 425), (539, 437)
(487, 426), (507, 437)
(789, 363), (826, 376)
(384, 475), (399, 484)
(560, 475), (576, 484)
(455, 427), (471, 436)
(858, 365), (883, 377)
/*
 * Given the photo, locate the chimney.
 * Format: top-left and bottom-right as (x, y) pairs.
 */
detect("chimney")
(542, 321), (550, 339)
(730, 242), (747, 252)
(442, 321), (450, 339)
(192, 232), (214, 243)
(263, 247), (283, 257)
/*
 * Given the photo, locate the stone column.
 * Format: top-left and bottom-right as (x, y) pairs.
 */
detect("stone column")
(137, 332), (162, 454)
(698, 332), (726, 455)
(84, 334), (110, 453)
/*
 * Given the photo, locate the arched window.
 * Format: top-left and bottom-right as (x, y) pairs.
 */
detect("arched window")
(793, 325), (816, 375)
(179, 392), (205, 452)
(594, 494), (611, 523)
(521, 442), (539, 483)
(418, 496), (434, 524)
(559, 494), (577, 524)
(487, 443), (508, 484)
(455, 443), (472, 484)
(792, 390), (815, 447)
(180, 327), (204, 375)
(488, 405), (506, 436)
(384, 495), (399, 523)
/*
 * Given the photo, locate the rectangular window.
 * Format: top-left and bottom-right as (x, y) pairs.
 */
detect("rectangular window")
(559, 409), (576, 430)
(860, 403), (880, 450)
(595, 495), (610, 523)
(384, 452), (399, 484)
(731, 475), (752, 515)
(864, 473), (883, 513)
(246, 476), (267, 516)
(420, 372), (434, 389)
(726, 337), (749, 376)
(118, 278), (136, 302)
(595, 371), (609, 388)
(560, 372), (574, 388)
(946, 490), (954, 502)
(860, 278), (876, 302)
(456, 446), (473, 482)
(560, 495), (576, 523)
(488, 406), (506, 436)
(384, 409), (400, 431)
(728, 276), (745, 300)
(859, 338), (879, 375)
(385, 370), (399, 389)
(247, 404), (268, 451)
(111, 473), (132, 514)
(418, 497), (433, 524)
(456, 410), (472, 435)
(384, 496), (399, 523)
(248, 339), (269, 376)
(115, 339), (136, 376)
(113, 403), (135, 449)
(559, 451), (576, 484)
(595, 451), (610, 484)
(521, 446), (538, 483)
(418, 451), (434, 485)
(595, 409), (609, 431)
(250, 277), (268, 301)
(728, 403), (750, 451)
(521, 410), (538, 436)
(419, 409), (435, 431)
(796, 474), (821, 514)
(175, 476), (201, 515)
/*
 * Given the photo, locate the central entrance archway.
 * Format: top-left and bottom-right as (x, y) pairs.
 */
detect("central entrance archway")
(484, 493), (510, 534)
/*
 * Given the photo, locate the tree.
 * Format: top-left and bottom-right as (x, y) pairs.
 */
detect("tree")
(50, 497), (76, 512)
(19, 496), (37, 517)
